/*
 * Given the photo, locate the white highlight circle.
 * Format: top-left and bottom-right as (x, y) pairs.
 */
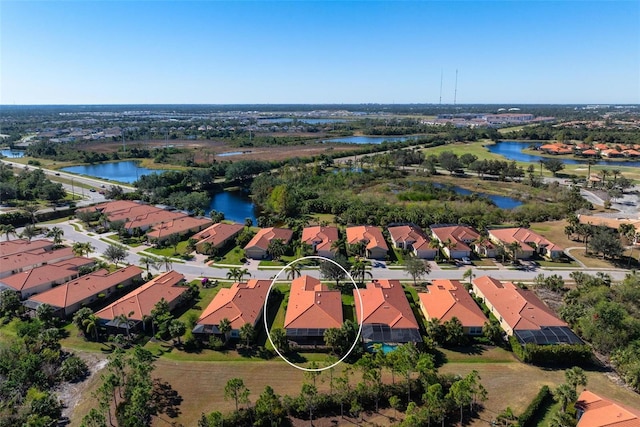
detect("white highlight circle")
(263, 255), (363, 372)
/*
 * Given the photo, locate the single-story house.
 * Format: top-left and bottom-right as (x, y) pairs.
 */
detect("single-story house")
(301, 226), (339, 259)
(419, 279), (487, 335)
(575, 390), (640, 427)
(192, 222), (244, 254)
(0, 257), (94, 299)
(95, 270), (187, 333)
(346, 226), (389, 260)
(243, 227), (293, 260)
(0, 247), (75, 279)
(285, 275), (343, 344)
(25, 265), (143, 318)
(471, 276), (582, 345)
(388, 225), (437, 259)
(354, 279), (421, 344)
(146, 216), (213, 244)
(577, 215), (639, 244)
(192, 279), (271, 338)
(488, 227), (563, 259)
(430, 225), (480, 259)
(0, 238), (54, 257)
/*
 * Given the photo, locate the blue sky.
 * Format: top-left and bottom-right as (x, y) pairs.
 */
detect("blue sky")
(2, 1), (639, 104)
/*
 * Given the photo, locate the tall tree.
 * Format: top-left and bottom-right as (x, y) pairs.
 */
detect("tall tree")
(404, 255), (431, 286)
(218, 317), (232, 343)
(239, 322), (255, 348)
(104, 243), (128, 267)
(224, 377), (250, 413)
(46, 226), (64, 247)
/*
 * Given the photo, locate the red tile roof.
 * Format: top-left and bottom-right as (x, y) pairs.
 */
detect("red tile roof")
(388, 225), (431, 251)
(146, 216), (212, 240)
(0, 247), (75, 276)
(0, 257), (94, 293)
(489, 227), (562, 252)
(346, 226), (389, 252)
(82, 200), (191, 232)
(419, 280), (487, 327)
(301, 226), (339, 254)
(28, 265), (143, 310)
(197, 279), (271, 330)
(354, 280), (419, 329)
(0, 239), (53, 257)
(244, 227), (293, 251)
(576, 390), (640, 427)
(95, 270), (186, 322)
(472, 276), (567, 331)
(431, 225), (480, 252)
(284, 275), (343, 329)
(192, 223), (244, 248)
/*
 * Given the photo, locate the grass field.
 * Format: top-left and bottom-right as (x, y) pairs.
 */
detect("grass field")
(66, 346), (640, 427)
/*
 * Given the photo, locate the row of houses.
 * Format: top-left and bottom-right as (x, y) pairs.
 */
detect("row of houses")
(191, 221), (563, 261)
(191, 274), (579, 347)
(539, 142), (640, 158)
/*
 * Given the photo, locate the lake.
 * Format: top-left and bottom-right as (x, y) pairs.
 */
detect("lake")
(208, 190), (258, 224)
(0, 149), (25, 158)
(433, 183), (523, 209)
(488, 141), (640, 167)
(60, 161), (167, 184)
(61, 160), (258, 223)
(323, 136), (418, 144)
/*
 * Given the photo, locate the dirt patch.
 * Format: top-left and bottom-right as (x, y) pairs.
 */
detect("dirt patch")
(57, 351), (108, 421)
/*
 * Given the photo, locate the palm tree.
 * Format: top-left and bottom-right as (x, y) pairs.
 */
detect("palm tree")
(160, 256), (173, 272)
(139, 256), (158, 274)
(82, 314), (100, 341)
(473, 235), (489, 256)
(285, 263), (302, 280)
(350, 257), (372, 286)
(462, 267), (475, 286)
(22, 204), (39, 224)
(114, 311), (135, 339)
(46, 226), (64, 247)
(20, 224), (38, 242)
(239, 322), (255, 348)
(599, 169), (609, 188)
(0, 224), (16, 241)
(218, 317), (232, 343)
(565, 366), (587, 392)
(267, 238), (287, 261)
(72, 241), (95, 257)
(553, 383), (577, 413)
(226, 267), (249, 282)
(507, 241), (522, 263)
(330, 235), (347, 255)
(442, 238), (457, 260)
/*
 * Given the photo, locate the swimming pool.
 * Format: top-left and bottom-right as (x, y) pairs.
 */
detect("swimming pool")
(366, 342), (398, 354)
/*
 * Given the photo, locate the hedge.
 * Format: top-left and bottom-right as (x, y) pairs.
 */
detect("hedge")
(518, 385), (551, 427)
(509, 336), (592, 366)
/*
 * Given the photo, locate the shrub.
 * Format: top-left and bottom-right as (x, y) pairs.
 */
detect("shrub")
(59, 355), (89, 382)
(518, 385), (551, 427)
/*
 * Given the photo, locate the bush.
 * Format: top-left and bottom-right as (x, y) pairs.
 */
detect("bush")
(59, 355), (89, 382)
(510, 336), (592, 366)
(518, 385), (551, 427)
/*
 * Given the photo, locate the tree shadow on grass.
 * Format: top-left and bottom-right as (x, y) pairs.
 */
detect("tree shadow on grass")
(152, 379), (183, 419)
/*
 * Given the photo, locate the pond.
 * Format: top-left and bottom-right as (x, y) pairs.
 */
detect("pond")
(0, 149), (25, 158)
(322, 135), (419, 144)
(208, 190), (258, 224)
(60, 161), (167, 184)
(433, 183), (523, 209)
(488, 141), (640, 167)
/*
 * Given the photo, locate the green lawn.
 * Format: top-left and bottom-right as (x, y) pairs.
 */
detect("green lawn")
(145, 240), (190, 257)
(216, 245), (246, 265)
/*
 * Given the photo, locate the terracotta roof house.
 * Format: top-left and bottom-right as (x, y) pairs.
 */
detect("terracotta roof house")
(575, 390), (640, 427)
(539, 143), (573, 155)
(25, 265), (143, 318)
(192, 223), (244, 254)
(594, 143), (610, 151)
(580, 149), (599, 157)
(0, 247), (75, 279)
(419, 280), (487, 335)
(146, 216), (213, 244)
(623, 149), (640, 157)
(95, 270), (187, 332)
(600, 149), (624, 158)
(193, 279), (271, 338)
(346, 226), (389, 260)
(388, 225), (437, 259)
(430, 225), (480, 259)
(301, 226), (339, 259)
(244, 227), (293, 260)
(284, 275), (343, 344)
(0, 239), (54, 257)
(577, 215), (640, 244)
(471, 276), (582, 345)
(488, 227), (563, 259)
(0, 257), (94, 299)
(354, 279), (421, 344)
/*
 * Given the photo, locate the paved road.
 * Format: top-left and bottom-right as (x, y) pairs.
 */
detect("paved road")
(30, 221), (632, 284)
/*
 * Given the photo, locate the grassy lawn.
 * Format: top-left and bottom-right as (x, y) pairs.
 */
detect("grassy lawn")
(145, 240), (190, 257)
(438, 345), (517, 364)
(472, 258), (498, 267)
(216, 245), (245, 265)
